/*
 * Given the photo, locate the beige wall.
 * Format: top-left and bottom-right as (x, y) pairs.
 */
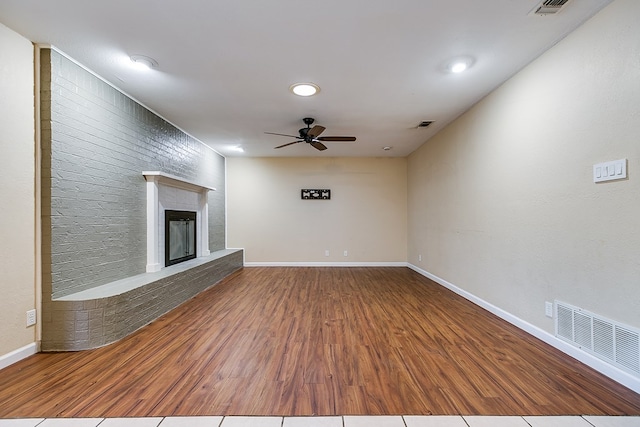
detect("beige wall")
(0, 24), (37, 356)
(227, 157), (407, 263)
(408, 0), (640, 333)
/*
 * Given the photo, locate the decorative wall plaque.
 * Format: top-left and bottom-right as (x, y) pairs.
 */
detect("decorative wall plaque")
(301, 189), (331, 200)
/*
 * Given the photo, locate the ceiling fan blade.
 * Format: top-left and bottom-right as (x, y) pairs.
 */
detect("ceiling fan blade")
(307, 125), (326, 138)
(310, 141), (328, 151)
(317, 136), (357, 142)
(274, 141), (300, 149)
(265, 132), (300, 138)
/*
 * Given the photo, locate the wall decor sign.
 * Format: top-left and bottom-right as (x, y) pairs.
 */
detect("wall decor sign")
(301, 189), (331, 200)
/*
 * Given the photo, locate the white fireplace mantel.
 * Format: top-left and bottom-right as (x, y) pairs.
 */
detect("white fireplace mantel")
(142, 171), (216, 273)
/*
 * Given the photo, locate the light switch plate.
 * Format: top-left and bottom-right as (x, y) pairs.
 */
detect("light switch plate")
(594, 159), (627, 183)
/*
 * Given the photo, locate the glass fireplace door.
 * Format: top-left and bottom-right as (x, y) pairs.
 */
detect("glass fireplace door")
(165, 210), (197, 266)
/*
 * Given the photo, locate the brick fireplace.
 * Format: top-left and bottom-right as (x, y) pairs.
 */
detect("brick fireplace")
(39, 47), (240, 351)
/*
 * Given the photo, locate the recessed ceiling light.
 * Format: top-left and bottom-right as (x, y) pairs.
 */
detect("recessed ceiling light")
(451, 62), (468, 73)
(445, 56), (474, 74)
(289, 82), (320, 97)
(383, 146), (393, 151)
(130, 54), (158, 71)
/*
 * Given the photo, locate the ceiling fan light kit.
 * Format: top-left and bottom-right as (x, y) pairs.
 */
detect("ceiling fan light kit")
(265, 117), (356, 151)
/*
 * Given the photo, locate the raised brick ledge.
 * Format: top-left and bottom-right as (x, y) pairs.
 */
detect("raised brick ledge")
(57, 249), (240, 301)
(41, 249), (244, 352)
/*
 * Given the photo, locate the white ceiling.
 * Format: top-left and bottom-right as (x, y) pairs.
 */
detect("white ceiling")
(0, 0), (612, 158)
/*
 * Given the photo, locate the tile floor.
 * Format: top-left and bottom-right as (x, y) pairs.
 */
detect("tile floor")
(0, 416), (638, 427)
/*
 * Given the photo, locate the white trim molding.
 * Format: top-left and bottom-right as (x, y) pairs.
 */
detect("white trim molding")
(0, 343), (38, 371)
(407, 263), (640, 394)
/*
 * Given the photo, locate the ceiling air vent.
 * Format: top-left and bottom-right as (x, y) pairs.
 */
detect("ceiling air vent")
(532, 0), (571, 15)
(418, 121), (434, 128)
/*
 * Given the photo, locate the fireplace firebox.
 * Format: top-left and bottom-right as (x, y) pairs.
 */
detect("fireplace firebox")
(165, 210), (197, 266)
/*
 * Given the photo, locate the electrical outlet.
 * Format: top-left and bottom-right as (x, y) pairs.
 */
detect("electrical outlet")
(418, 254), (422, 262)
(545, 301), (553, 318)
(325, 250), (330, 257)
(343, 250), (348, 257)
(26, 309), (37, 327)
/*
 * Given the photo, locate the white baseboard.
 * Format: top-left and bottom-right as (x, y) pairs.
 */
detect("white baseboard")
(244, 261), (408, 267)
(407, 263), (640, 394)
(0, 342), (38, 370)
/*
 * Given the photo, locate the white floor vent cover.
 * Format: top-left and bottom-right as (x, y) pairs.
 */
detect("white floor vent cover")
(556, 301), (640, 377)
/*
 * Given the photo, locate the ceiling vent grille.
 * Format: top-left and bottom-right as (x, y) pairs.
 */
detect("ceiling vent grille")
(418, 121), (434, 128)
(533, 0), (571, 15)
(556, 301), (640, 377)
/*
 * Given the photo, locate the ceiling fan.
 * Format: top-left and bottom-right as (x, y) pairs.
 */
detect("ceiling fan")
(265, 117), (356, 151)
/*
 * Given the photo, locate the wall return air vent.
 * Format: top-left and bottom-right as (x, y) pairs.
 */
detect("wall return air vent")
(532, 0), (571, 15)
(556, 301), (640, 377)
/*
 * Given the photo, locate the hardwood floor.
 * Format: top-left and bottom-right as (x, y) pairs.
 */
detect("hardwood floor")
(1, 267), (639, 418)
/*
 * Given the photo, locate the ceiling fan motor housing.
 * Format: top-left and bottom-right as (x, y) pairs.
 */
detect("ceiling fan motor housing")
(267, 117), (354, 151)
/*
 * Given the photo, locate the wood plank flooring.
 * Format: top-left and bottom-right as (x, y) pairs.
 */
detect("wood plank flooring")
(1, 267), (639, 417)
